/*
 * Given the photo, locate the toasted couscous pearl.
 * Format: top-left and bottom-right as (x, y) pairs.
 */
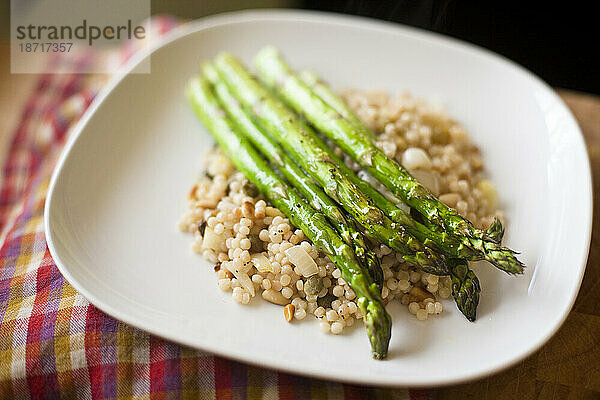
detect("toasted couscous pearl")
(410, 271), (421, 282)
(270, 232), (282, 244)
(306, 294), (317, 303)
(281, 287), (293, 299)
(345, 289), (356, 300)
(314, 306), (325, 317)
(232, 288), (243, 303)
(280, 274), (291, 286)
(427, 284), (438, 293)
(426, 274), (439, 285)
(207, 217), (217, 228)
(319, 321), (330, 333)
(398, 279), (411, 292)
(426, 302), (436, 314)
(217, 279), (231, 291)
(214, 223), (225, 235)
(381, 254), (396, 268)
(347, 302), (358, 314)
(386, 278), (398, 291)
(331, 300), (342, 310)
(396, 270), (410, 281)
(240, 217), (252, 226)
(271, 262), (281, 274)
(202, 250), (217, 263)
(296, 280), (304, 291)
(381, 286), (389, 299)
(271, 216), (283, 226)
(262, 279), (272, 290)
(278, 223), (291, 234)
(438, 287), (451, 299)
(259, 229), (269, 241)
(416, 309), (428, 321)
(241, 293), (250, 304)
(331, 322), (344, 334)
(269, 243), (279, 253)
(295, 308), (307, 320)
(408, 302), (420, 315)
(281, 264), (293, 275)
(434, 302), (443, 314)
(332, 285), (344, 297)
(379, 245), (392, 256)
(251, 274), (263, 284)
(240, 251), (250, 263)
(239, 238), (251, 250)
(326, 310), (339, 322)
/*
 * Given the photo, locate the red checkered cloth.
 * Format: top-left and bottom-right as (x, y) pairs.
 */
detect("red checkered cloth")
(0, 16), (428, 399)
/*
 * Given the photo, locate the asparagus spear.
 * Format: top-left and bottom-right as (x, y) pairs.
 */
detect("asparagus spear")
(447, 258), (481, 322)
(299, 70), (376, 142)
(301, 69), (504, 245)
(202, 62), (383, 288)
(409, 208), (480, 321)
(213, 53), (447, 276)
(186, 74), (391, 358)
(254, 46), (524, 275)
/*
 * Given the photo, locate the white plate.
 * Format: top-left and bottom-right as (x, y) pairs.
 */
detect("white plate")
(45, 10), (592, 386)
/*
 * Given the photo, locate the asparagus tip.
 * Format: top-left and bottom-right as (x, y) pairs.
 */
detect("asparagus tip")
(484, 218), (505, 243)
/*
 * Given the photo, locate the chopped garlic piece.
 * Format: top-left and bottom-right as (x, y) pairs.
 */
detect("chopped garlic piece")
(225, 261), (255, 296)
(285, 245), (318, 277)
(202, 227), (226, 252)
(251, 253), (273, 273)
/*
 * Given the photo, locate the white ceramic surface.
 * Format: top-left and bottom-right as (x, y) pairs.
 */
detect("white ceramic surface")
(45, 10), (592, 386)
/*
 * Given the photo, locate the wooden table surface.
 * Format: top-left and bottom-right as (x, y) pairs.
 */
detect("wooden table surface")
(1, 42), (599, 399)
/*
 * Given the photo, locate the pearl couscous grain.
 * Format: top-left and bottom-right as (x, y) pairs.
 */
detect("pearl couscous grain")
(179, 89), (501, 334)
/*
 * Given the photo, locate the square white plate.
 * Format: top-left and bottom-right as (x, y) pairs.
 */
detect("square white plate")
(45, 10), (592, 386)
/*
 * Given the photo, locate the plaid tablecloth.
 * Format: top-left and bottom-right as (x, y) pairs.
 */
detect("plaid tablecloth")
(0, 16), (426, 399)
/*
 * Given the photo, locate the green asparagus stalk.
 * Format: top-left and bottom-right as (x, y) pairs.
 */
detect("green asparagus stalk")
(409, 208), (480, 321)
(300, 68), (504, 245)
(214, 52), (447, 276)
(186, 74), (391, 359)
(254, 46), (524, 275)
(447, 258), (481, 322)
(299, 70), (376, 142)
(202, 62), (383, 288)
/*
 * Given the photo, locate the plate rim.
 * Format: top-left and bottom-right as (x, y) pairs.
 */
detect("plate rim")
(44, 9), (593, 387)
